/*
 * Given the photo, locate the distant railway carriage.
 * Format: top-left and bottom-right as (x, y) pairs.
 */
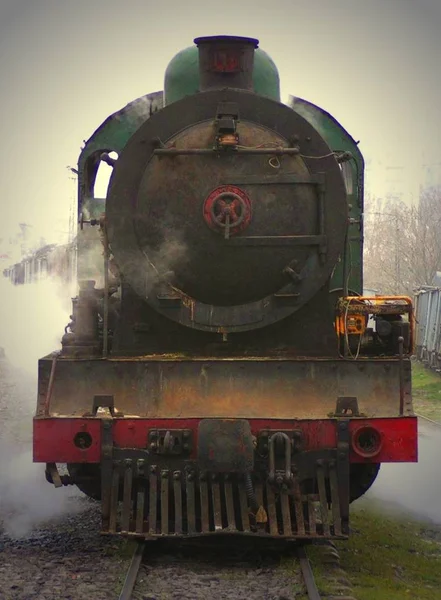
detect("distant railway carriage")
(32, 36), (417, 540)
(3, 242), (76, 286)
(415, 275), (441, 369)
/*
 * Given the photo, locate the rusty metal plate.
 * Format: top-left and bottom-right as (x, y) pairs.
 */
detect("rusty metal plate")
(37, 355), (412, 420)
(197, 419), (254, 472)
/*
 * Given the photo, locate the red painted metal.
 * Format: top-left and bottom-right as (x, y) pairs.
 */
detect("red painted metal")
(33, 418), (101, 463)
(351, 425), (384, 459)
(203, 185), (251, 235)
(213, 50), (240, 72)
(33, 416), (417, 464)
(349, 417), (418, 463)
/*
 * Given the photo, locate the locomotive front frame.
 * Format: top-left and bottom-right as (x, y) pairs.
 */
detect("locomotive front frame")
(34, 353), (417, 539)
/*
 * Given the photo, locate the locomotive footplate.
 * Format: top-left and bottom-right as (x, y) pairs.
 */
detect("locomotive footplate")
(100, 454), (349, 540)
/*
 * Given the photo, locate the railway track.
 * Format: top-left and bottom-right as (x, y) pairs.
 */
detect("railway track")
(118, 538), (323, 600)
(118, 541), (145, 600)
(297, 545), (321, 600)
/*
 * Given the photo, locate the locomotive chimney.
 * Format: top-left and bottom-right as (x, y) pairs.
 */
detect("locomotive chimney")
(194, 35), (259, 92)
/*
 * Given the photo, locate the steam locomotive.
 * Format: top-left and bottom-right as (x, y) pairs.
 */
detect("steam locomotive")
(34, 36), (417, 540)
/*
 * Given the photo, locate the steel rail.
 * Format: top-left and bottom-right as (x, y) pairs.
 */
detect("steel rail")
(297, 545), (321, 600)
(118, 540), (145, 600)
(116, 539), (322, 599)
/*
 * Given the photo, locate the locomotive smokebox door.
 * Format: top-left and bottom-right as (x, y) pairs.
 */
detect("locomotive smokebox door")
(198, 419), (254, 472)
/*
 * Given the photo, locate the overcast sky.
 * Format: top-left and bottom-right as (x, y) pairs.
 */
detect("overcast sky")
(0, 0), (440, 247)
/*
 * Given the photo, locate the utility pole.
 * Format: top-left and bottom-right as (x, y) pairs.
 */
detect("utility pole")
(67, 167), (78, 244)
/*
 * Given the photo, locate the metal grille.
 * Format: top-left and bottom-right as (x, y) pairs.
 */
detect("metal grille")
(102, 461), (347, 539)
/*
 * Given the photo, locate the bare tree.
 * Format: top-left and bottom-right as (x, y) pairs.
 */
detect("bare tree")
(363, 186), (441, 295)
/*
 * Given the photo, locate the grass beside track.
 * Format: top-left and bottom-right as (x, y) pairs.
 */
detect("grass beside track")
(307, 506), (441, 599)
(412, 361), (441, 422)
(334, 508), (441, 600)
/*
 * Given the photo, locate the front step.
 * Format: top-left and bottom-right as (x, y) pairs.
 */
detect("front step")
(101, 461), (348, 539)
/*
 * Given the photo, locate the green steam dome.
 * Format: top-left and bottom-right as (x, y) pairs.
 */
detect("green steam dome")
(164, 45), (280, 105)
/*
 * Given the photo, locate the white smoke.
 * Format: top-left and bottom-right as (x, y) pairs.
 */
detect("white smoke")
(359, 419), (441, 524)
(0, 276), (74, 375)
(0, 442), (84, 539)
(0, 275), (85, 538)
(137, 234), (189, 298)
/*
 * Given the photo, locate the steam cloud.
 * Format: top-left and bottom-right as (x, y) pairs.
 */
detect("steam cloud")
(0, 276), (74, 374)
(0, 276), (84, 538)
(145, 235), (188, 291)
(76, 235), (109, 289)
(361, 420), (441, 524)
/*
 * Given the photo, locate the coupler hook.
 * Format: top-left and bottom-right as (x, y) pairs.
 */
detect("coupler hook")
(268, 432), (293, 485)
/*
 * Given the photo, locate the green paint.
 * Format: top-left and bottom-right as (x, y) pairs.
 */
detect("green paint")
(164, 46), (280, 105)
(253, 49), (281, 101)
(164, 46), (199, 105)
(289, 96), (364, 294)
(77, 92), (163, 216)
(78, 94), (161, 171)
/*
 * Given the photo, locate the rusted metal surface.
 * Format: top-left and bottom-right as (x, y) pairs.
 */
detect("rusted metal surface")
(135, 477), (145, 534)
(100, 460), (348, 540)
(197, 419), (254, 472)
(203, 185), (252, 238)
(122, 461), (133, 532)
(317, 463), (330, 536)
(148, 429), (193, 455)
(45, 463), (62, 488)
(200, 474), (210, 533)
(100, 419), (114, 532)
(106, 88), (347, 333)
(36, 355), (413, 420)
(148, 468), (157, 535)
(174, 472), (183, 534)
(135, 119), (320, 309)
(153, 147), (301, 156)
(61, 281), (100, 357)
(332, 396), (360, 417)
(329, 466), (342, 536)
(292, 476), (305, 535)
(225, 476), (236, 530)
(43, 352), (60, 416)
(336, 420), (350, 535)
(268, 432), (292, 483)
(109, 468), (119, 533)
(195, 35), (258, 92)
